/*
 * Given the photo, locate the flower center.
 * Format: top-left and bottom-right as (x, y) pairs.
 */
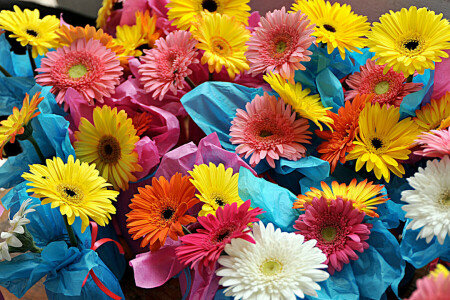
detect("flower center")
(210, 37), (232, 56)
(26, 29), (38, 37)
(214, 197), (225, 206)
(321, 226), (337, 242)
(370, 137), (383, 150)
(202, 0), (218, 12)
(259, 130), (274, 138)
(214, 228), (232, 243)
(68, 64), (88, 79)
(439, 191), (450, 206)
(161, 207), (175, 220)
(323, 24), (336, 33)
(57, 184), (84, 204)
(97, 135), (121, 164)
(374, 81), (390, 95)
(260, 259), (283, 276)
(276, 41), (287, 54)
(403, 40), (419, 51)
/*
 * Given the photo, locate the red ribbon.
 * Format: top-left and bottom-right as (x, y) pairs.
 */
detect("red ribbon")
(82, 222), (125, 300)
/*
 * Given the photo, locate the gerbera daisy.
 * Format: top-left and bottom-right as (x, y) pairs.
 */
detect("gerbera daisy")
(166, 0), (251, 31)
(0, 5), (60, 58)
(345, 59), (423, 107)
(188, 163), (243, 216)
(366, 6), (450, 77)
(192, 11), (250, 80)
(402, 156), (450, 245)
(74, 106), (143, 191)
(294, 197), (372, 274)
(138, 30), (199, 100)
(0, 92), (43, 158)
(176, 200), (262, 272)
(414, 92), (450, 131)
(414, 128), (450, 158)
(346, 103), (419, 182)
(264, 72), (333, 130)
(96, 0), (119, 29)
(316, 94), (372, 173)
(217, 222), (329, 299)
(114, 23), (147, 57)
(132, 112), (152, 136)
(291, 0), (370, 59)
(135, 10), (160, 48)
(230, 93), (312, 168)
(127, 173), (199, 251)
(408, 264), (450, 300)
(245, 7), (315, 82)
(35, 38), (123, 110)
(294, 179), (388, 218)
(22, 155), (118, 232)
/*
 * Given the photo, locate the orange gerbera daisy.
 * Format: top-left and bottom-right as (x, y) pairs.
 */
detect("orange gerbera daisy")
(0, 92), (43, 158)
(414, 92), (450, 131)
(136, 10), (160, 48)
(57, 24), (125, 55)
(316, 94), (373, 173)
(126, 173), (199, 251)
(294, 179), (388, 217)
(131, 112), (152, 136)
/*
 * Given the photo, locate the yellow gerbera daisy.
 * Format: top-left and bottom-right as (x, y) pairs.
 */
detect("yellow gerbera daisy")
(291, 0), (370, 59)
(192, 11), (250, 79)
(414, 92), (450, 131)
(294, 179), (388, 217)
(74, 106), (143, 191)
(263, 72), (333, 131)
(0, 92), (43, 158)
(188, 162), (243, 216)
(96, 0), (119, 29)
(366, 6), (450, 77)
(166, 0), (250, 31)
(22, 155), (118, 232)
(346, 103), (420, 182)
(135, 10), (160, 48)
(430, 264), (450, 279)
(0, 5), (60, 58)
(114, 22), (147, 57)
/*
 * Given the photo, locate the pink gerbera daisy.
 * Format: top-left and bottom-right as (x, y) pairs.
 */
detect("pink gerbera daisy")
(245, 7), (315, 83)
(293, 197), (372, 274)
(414, 128), (450, 158)
(345, 59), (423, 107)
(138, 30), (199, 100)
(176, 200), (262, 273)
(230, 92), (312, 168)
(36, 38), (123, 110)
(408, 267), (450, 300)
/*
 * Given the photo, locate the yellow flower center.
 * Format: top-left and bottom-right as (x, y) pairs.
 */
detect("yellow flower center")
(68, 64), (88, 79)
(201, 0), (218, 12)
(57, 184), (84, 204)
(399, 36), (424, 56)
(260, 259), (283, 276)
(97, 135), (122, 164)
(439, 191), (450, 206)
(321, 226), (337, 242)
(374, 81), (390, 95)
(210, 37), (232, 57)
(276, 41), (287, 54)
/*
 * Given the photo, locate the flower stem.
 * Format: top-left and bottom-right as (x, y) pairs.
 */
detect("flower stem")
(26, 135), (46, 164)
(0, 64), (12, 77)
(208, 72), (214, 81)
(27, 46), (38, 77)
(185, 76), (197, 89)
(30, 244), (43, 253)
(63, 214), (78, 248)
(182, 225), (191, 235)
(406, 74), (414, 83)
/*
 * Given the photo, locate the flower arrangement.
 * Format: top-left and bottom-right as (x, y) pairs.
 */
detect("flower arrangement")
(0, 0), (449, 299)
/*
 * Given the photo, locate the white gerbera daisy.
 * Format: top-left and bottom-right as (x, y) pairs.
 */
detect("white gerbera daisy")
(216, 222), (329, 300)
(402, 156), (450, 245)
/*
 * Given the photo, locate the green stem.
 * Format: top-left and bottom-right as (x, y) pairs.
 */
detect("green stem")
(182, 225), (191, 235)
(0, 64), (12, 77)
(26, 135), (46, 164)
(27, 46), (38, 77)
(208, 72), (214, 81)
(63, 214), (78, 248)
(406, 74), (414, 83)
(185, 76), (197, 89)
(30, 244), (43, 253)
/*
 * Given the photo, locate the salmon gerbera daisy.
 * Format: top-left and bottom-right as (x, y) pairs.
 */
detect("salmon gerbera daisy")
(408, 264), (450, 300)
(74, 106), (143, 191)
(35, 38), (123, 110)
(230, 92), (311, 168)
(345, 59), (423, 107)
(294, 197), (372, 274)
(245, 7), (315, 82)
(127, 173), (199, 251)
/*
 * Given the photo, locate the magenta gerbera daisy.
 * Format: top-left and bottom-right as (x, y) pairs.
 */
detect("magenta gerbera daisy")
(230, 92), (312, 168)
(414, 128), (450, 158)
(176, 200), (262, 273)
(245, 7), (315, 83)
(36, 38), (122, 110)
(294, 197), (372, 274)
(345, 59), (423, 107)
(138, 30), (199, 100)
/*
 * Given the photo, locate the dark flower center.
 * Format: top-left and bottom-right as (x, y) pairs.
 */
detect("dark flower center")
(64, 188), (77, 197)
(259, 130), (274, 138)
(202, 0), (218, 12)
(97, 136), (121, 163)
(26, 29), (38, 37)
(162, 207), (175, 220)
(323, 24), (336, 33)
(404, 40), (419, 51)
(216, 229), (231, 242)
(371, 138), (383, 150)
(215, 198), (225, 206)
